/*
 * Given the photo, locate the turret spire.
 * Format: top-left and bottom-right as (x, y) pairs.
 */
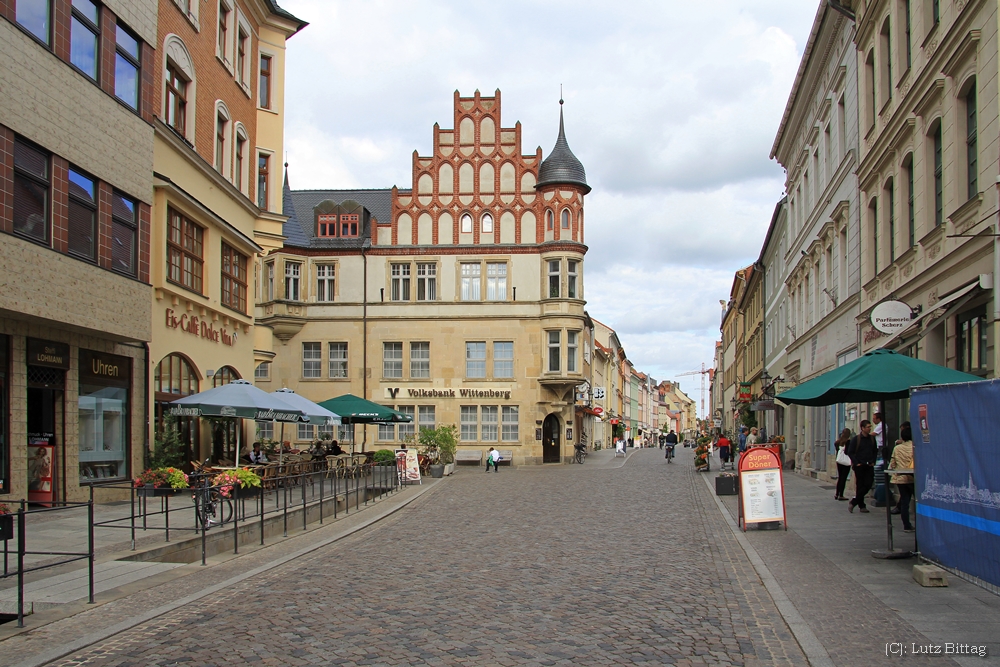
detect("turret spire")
(536, 96), (590, 194)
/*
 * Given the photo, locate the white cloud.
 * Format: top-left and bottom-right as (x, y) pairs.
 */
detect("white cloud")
(277, 0), (816, 414)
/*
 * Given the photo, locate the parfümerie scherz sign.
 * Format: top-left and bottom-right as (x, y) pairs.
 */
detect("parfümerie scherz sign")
(870, 300), (913, 334)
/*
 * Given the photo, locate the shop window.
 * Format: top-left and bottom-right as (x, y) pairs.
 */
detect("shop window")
(329, 342), (348, 378)
(79, 350), (130, 482)
(68, 168), (97, 260)
(212, 365), (240, 387)
(167, 208), (204, 293)
(153, 353), (199, 465)
(0, 335), (7, 493)
(957, 307), (988, 374)
(13, 138), (50, 243)
(70, 0), (100, 80)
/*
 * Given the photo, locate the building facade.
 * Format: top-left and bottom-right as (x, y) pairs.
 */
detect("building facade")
(148, 0), (304, 464)
(760, 198), (790, 442)
(1, 0), (158, 501)
(256, 91), (592, 464)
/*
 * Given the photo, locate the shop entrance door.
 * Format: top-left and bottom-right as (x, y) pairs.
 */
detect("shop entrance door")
(542, 414), (561, 463)
(27, 366), (65, 504)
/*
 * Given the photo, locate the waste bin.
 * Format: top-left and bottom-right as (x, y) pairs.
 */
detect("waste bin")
(715, 474), (737, 496)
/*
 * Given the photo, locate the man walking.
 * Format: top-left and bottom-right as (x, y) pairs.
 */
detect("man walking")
(738, 426), (748, 454)
(486, 447), (501, 473)
(846, 420), (878, 513)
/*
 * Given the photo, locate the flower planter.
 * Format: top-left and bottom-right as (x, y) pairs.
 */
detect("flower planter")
(136, 486), (183, 497)
(0, 514), (13, 541)
(428, 463), (445, 478)
(443, 462), (455, 476)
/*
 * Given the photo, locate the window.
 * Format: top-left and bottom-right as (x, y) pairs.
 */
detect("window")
(546, 209), (554, 230)
(71, 0), (100, 80)
(482, 405), (498, 441)
(886, 179), (895, 264)
(115, 24), (140, 110)
(217, 3), (229, 58)
(111, 191), (137, 276)
(13, 139), (49, 243)
(502, 406), (519, 441)
(481, 212), (493, 234)
(165, 63), (188, 135)
(391, 263), (411, 301)
(317, 423), (334, 440)
(933, 124), (943, 226)
(17, 0), (50, 43)
(329, 343), (348, 378)
(461, 263), (481, 300)
(254, 362), (270, 380)
(256, 420), (273, 441)
(285, 262), (300, 300)
(561, 209), (570, 228)
(567, 260), (578, 298)
(904, 0), (912, 68)
(567, 331), (579, 373)
(317, 264), (335, 302)
(548, 330), (560, 372)
(486, 262), (507, 300)
(493, 341), (513, 378)
(879, 20), (892, 104)
(377, 419), (395, 442)
(297, 424), (314, 441)
(221, 243), (248, 313)
(905, 157), (915, 248)
(466, 342), (486, 378)
(212, 366), (239, 387)
(966, 84), (977, 200)
(236, 27), (248, 85)
(235, 132), (246, 191)
(410, 342), (430, 378)
(259, 55), (272, 108)
(266, 262), (274, 300)
(340, 214), (359, 237)
(215, 112), (227, 172)
(416, 263), (436, 301)
(167, 208), (204, 293)
(338, 424), (355, 443)
(865, 50), (876, 129)
(460, 213), (473, 233)
(79, 371), (128, 482)
(257, 154), (270, 210)
(869, 198), (878, 276)
(461, 406), (477, 441)
(548, 260), (560, 298)
(957, 307), (988, 373)
(397, 406), (414, 440)
(383, 342), (403, 378)
(932, 0), (939, 25)
(317, 214), (334, 237)
(418, 405), (435, 432)
(302, 342), (321, 378)
(67, 168), (96, 260)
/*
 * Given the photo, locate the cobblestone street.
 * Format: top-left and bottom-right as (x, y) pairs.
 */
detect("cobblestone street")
(17, 449), (995, 667)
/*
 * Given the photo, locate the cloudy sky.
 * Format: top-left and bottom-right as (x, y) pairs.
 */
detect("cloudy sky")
(278, 0), (818, 414)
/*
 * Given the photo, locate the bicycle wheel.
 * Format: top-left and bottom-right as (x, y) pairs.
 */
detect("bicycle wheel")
(209, 490), (235, 525)
(575, 449), (585, 464)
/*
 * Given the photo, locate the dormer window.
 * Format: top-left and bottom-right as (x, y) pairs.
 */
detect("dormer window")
(341, 214), (359, 237)
(318, 214), (336, 237)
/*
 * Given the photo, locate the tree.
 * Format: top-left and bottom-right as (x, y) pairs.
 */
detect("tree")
(417, 424), (458, 464)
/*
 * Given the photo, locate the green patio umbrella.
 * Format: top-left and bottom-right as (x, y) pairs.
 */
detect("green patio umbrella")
(775, 349), (980, 407)
(317, 394), (413, 423)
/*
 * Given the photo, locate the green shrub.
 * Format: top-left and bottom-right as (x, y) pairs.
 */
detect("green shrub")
(373, 449), (396, 465)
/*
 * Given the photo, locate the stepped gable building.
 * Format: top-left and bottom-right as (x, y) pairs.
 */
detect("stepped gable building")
(257, 90), (593, 464)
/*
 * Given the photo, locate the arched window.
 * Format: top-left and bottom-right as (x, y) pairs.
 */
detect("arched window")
(481, 212), (493, 233)
(212, 365), (241, 387)
(546, 210), (554, 230)
(154, 353), (199, 398)
(214, 101), (231, 175)
(561, 209), (570, 228)
(163, 35), (196, 143)
(461, 213), (473, 233)
(233, 123), (248, 193)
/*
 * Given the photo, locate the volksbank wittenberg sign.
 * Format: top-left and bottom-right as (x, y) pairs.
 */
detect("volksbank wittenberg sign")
(385, 386), (513, 400)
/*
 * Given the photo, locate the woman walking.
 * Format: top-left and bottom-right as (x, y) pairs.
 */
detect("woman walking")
(834, 428), (852, 501)
(889, 422), (915, 532)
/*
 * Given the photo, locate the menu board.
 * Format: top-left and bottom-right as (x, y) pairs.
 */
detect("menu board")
(395, 449), (421, 484)
(740, 468), (784, 522)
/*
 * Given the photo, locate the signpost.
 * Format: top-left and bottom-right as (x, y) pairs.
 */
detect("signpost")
(737, 447), (787, 531)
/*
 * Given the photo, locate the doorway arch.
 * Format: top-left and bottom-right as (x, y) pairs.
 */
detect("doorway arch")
(542, 414), (561, 463)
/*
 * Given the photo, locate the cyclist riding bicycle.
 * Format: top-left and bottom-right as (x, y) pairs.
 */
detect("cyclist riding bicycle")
(664, 430), (678, 460)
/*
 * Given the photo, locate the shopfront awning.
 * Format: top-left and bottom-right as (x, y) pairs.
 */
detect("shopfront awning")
(876, 282), (980, 350)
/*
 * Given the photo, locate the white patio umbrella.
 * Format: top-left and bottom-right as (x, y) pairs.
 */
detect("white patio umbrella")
(271, 389), (342, 462)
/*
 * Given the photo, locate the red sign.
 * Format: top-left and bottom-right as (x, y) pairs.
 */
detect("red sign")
(28, 441), (55, 506)
(592, 407), (603, 415)
(609, 418), (619, 425)
(737, 447), (787, 531)
(166, 308), (237, 346)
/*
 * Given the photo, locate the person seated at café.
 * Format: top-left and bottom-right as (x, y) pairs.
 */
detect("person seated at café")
(327, 440), (344, 456)
(248, 442), (268, 464)
(309, 441), (327, 459)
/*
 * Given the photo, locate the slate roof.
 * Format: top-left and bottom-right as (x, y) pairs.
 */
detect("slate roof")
(281, 176), (408, 249)
(536, 105), (590, 194)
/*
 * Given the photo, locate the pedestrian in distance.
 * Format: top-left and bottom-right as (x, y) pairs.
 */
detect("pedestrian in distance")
(846, 420), (878, 513)
(833, 428), (852, 500)
(738, 426), (748, 453)
(717, 432), (732, 469)
(746, 427), (759, 448)
(485, 447), (502, 473)
(889, 422), (915, 533)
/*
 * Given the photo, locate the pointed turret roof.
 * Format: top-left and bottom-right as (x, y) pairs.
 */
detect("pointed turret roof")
(536, 101), (590, 194)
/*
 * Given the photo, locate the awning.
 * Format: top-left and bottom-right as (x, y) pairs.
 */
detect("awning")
(876, 282), (980, 350)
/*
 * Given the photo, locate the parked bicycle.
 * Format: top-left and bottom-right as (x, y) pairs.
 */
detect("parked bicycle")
(193, 485), (233, 531)
(573, 444), (587, 464)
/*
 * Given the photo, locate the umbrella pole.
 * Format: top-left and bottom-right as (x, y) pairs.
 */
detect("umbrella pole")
(873, 399), (912, 559)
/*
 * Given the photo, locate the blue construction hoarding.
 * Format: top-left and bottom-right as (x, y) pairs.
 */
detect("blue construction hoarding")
(910, 380), (1000, 588)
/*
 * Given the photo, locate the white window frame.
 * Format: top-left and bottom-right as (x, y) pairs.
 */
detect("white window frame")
(460, 262), (481, 300)
(502, 406), (519, 441)
(391, 263), (411, 301)
(254, 362), (270, 380)
(297, 423), (314, 441)
(316, 263), (335, 302)
(418, 405), (435, 432)
(397, 406), (415, 441)
(410, 342), (430, 379)
(302, 342), (321, 379)
(256, 420), (273, 441)
(486, 262), (507, 301)
(482, 405), (498, 441)
(383, 342), (403, 379)
(285, 261), (301, 301)
(329, 342), (348, 378)
(461, 406), (477, 441)
(493, 341), (514, 378)
(416, 262), (436, 301)
(466, 341), (486, 378)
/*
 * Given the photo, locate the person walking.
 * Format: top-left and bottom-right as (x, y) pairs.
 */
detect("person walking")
(485, 447), (501, 473)
(717, 432), (732, 469)
(746, 427), (759, 448)
(833, 428), (852, 500)
(889, 422), (915, 532)
(846, 420), (878, 513)
(738, 426), (748, 454)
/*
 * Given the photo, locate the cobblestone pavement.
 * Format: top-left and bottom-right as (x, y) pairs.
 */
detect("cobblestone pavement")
(42, 450), (810, 667)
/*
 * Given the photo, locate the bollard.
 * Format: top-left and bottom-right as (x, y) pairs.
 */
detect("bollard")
(319, 470), (324, 524)
(301, 473), (307, 532)
(88, 500), (95, 604)
(17, 501), (25, 627)
(259, 486), (265, 546)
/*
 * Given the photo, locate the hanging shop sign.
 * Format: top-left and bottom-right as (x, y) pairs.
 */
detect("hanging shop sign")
(737, 382), (753, 402)
(751, 400), (777, 411)
(737, 447), (786, 531)
(165, 308), (238, 346)
(870, 300), (913, 334)
(27, 339), (70, 369)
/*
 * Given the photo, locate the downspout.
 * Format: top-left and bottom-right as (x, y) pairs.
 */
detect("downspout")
(361, 238), (371, 452)
(143, 341), (150, 471)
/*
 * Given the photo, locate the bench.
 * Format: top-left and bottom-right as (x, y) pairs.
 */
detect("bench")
(455, 450), (483, 465)
(497, 450), (514, 466)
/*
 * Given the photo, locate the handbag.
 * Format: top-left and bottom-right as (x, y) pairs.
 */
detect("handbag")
(836, 446), (851, 467)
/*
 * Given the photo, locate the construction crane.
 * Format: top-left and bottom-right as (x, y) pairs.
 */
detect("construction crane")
(676, 363), (710, 420)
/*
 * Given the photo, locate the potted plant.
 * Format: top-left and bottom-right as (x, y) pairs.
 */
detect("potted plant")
(694, 437), (710, 472)
(373, 449), (396, 465)
(0, 503), (13, 541)
(418, 424), (458, 478)
(212, 468), (262, 498)
(134, 467), (189, 495)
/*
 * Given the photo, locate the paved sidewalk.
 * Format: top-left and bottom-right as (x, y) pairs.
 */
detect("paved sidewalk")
(708, 466), (1000, 666)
